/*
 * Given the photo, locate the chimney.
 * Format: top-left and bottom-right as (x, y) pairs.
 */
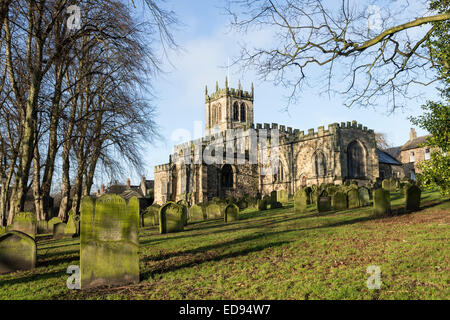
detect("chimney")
(409, 128), (417, 141)
(126, 178), (131, 188)
(100, 184), (105, 195)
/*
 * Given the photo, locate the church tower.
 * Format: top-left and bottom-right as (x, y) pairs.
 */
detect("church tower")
(205, 78), (254, 135)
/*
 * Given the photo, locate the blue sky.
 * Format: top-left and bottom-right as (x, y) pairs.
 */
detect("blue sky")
(123, 0), (440, 183)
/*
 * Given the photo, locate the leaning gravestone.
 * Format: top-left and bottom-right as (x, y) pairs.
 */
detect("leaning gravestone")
(332, 191), (347, 211)
(188, 204), (205, 222)
(373, 188), (391, 216)
(294, 188), (308, 214)
(358, 187), (371, 206)
(12, 212), (37, 239)
(53, 222), (67, 239)
(347, 189), (360, 209)
(317, 191), (331, 212)
(224, 204), (239, 222)
(0, 231), (36, 274)
(405, 185), (421, 212)
(206, 203), (222, 219)
(159, 202), (185, 234)
(80, 195), (140, 289)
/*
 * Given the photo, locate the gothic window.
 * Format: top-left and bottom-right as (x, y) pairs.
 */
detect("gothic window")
(301, 176), (307, 187)
(221, 164), (233, 188)
(211, 106), (217, 125)
(233, 102), (239, 121)
(274, 164), (284, 182)
(218, 106), (222, 122)
(314, 152), (326, 177)
(347, 141), (366, 178)
(240, 103), (246, 122)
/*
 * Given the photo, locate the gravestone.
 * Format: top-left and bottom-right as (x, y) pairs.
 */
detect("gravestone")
(48, 217), (62, 233)
(358, 187), (371, 206)
(12, 212), (37, 239)
(206, 203), (222, 219)
(37, 221), (49, 234)
(317, 191), (331, 212)
(224, 204), (239, 222)
(64, 213), (77, 236)
(270, 201), (282, 209)
(143, 204), (161, 227)
(178, 203), (188, 226)
(332, 191), (347, 211)
(304, 187), (312, 205)
(405, 185), (421, 212)
(159, 202), (185, 233)
(257, 199), (267, 211)
(381, 179), (390, 190)
(271, 190), (288, 205)
(347, 189), (360, 209)
(53, 222), (67, 239)
(188, 204), (205, 222)
(373, 188), (391, 216)
(80, 195), (139, 289)
(0, 231), (36, 274)
(294, 188), (308, 214)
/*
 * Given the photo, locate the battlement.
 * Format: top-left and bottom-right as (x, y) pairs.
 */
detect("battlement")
(154, 163), (171, 172)
(205, 78), (254, 102)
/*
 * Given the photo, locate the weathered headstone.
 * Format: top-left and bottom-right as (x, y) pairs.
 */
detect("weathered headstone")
(257, 199), (267, 211)
(37, 221), (49, 234)
(294, 188), (308, 213)
(12, 212), (37, 239)
(80, 195), (140, 289)
(206, 203), (222, 219)
(53, 222), (67, 239)
(317, 191), (331, 212)
(0, 231), (36, 274)
(188, 204), (205, 222)
(142, 204), (161, 227)
(405, 184), (421, 212)
(48, 217), (62, 233)
(347, 189), (360, 209)
(179, 203), (188, 226)
(270, 201), (282, 209)
(358, 187), (371, 206)
(373, 188), (391, 216)
(224, 203), (239, 222)
(159, 202), (185, 233)
(332, 191), (347, 211)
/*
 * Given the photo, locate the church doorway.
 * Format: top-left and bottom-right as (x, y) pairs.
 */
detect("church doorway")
(221, 164), (233, 188)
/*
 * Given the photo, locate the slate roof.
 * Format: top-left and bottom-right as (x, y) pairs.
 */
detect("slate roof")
(377, 149), (402, 165)
(400, 135), (431, 151)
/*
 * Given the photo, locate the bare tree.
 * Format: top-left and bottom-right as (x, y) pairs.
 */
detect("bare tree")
(225, 0), (450, 110)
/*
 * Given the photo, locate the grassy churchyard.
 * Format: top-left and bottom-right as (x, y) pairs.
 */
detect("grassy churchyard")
(0, 189), (448, 300)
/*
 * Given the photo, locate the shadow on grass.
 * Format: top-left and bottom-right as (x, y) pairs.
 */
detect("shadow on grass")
(0, 269), (67, 287)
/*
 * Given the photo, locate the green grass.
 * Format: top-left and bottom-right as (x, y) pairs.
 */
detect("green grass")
(0, 190), (448, 300)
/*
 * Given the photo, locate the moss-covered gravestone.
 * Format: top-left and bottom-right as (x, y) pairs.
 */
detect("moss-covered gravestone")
(270, 201), (282, 209)
(48, 217), (62, 233)
(37, 221), (49, 234)
(257, 199), (267, 211)
(206, 203), (222, 219)
(0, 231), (36, 274)
(373, 188), (391, 216)
(271, 190), (288, 205)
(381, 179), (390, 190)
(64, 213), (77, 236)
(80, 195), (140, 289)
(180, 204), (188, 226)
(188, 204), (205, 222)
(358, 187), (371, 206)
(143, 204), (161, 227)
(159, 202), (185, 234)
(12, 212), (37, 239)
(332, 191), (347, 211)
(53, 223), (67, 239)
(317, 191), (331, 212)
(0, 227), (5, 235)
(294, 188), (308, 214)
(347, 189), (360, 209)
(405, 185), (421, 212)
(224, 204), (239, 222)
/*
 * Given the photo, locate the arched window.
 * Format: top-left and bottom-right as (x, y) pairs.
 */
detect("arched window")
(314, 152), (326, 177)
(301, 176), (307, 187)
(211, 106), (217, 125)
(347, 141), (366, 178)
(221, 164), (233, 188)
(240, 103), (246, 122)
(233, 102), (239, 121)
(218, 106), (222, 122)
(274, 164), (284, 182)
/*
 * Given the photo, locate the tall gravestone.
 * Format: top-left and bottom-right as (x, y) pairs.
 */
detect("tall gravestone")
(347, 189), (360, 209)
(159, 202), (185, 233)
(257, 199), (267, 211)
(405, 185), (421, 212)
(358, 187), (371, 206)
(373, 188), (391, 216)
(12, 212), (37, 239)
(188, 204), (205, 222)
(317, 190), (331, 212)
(224, 204), (239, 222)
(80, 195), (139, 289)
(0, 231), (36, 274)
(294, 188), (308, 214)
(206, 203), (222, 219)
(332, 191), (347, 211)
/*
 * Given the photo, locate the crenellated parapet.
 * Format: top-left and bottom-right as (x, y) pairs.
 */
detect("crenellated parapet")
(154, 163), (171, 172)
(205, 78), (254, 103)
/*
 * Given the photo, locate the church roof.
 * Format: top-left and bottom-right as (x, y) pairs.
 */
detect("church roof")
(377, 149), (402, 165)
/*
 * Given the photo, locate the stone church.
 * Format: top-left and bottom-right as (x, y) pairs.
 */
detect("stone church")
(154, 79), (381, 205)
